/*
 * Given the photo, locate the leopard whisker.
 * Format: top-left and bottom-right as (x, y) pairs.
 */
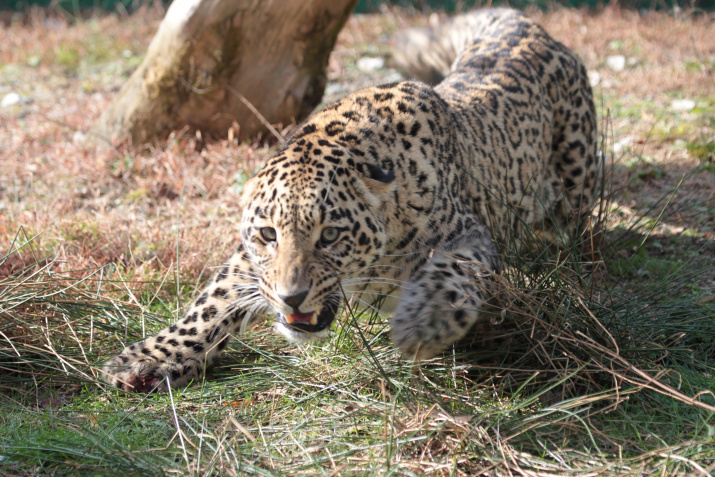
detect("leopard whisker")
(340, 277), (408, 287)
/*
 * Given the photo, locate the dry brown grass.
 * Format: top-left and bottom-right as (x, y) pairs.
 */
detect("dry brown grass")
(1, 6), (713, 283)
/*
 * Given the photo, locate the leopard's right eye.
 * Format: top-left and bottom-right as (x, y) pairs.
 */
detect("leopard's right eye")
(260, 227), (277, 242)
(320, 227), (340, 245)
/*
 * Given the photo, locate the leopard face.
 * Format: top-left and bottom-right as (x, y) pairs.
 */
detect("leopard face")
(238, 121), (398, 342)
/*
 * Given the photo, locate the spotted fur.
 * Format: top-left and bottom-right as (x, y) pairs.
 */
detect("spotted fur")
(103, 8), (598, 392)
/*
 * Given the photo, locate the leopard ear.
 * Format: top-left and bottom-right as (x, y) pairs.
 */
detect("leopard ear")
(354, 163), (396, 207)
(239, 176), (260, 208)
(363, 163), (395, 184)
(360, 163), (396, 195)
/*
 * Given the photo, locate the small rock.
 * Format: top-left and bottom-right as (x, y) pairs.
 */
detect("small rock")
(73, 131), (86, 144)
(43, 18), (63, 28)
(608, 40), (623, 51)
(357, 57), (384, 72)
(1, 92), (21, 108)
(587, 71), (601, 87)
(122, 49), (133, 58)
(614, 136), (633, 155)
(384, 72), (404, 83)
(606, 55), (626, 72)
(671, 99), (695, 112)
(325, 84), (348, 96)
(601, 78), (617, 88)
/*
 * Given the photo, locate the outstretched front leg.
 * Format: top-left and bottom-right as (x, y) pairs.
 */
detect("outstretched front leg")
(391, 221), (500, 359)
(102, 244), (263, 392)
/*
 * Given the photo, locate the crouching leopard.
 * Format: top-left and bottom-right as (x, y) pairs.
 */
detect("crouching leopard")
(103, 8), (598, 392)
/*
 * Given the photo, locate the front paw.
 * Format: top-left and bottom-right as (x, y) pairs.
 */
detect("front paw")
(102, 341), (201, 393)
(391, 302), (480, 360)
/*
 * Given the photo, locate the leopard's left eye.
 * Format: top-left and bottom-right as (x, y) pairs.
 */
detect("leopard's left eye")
(260, 227), (277, 242)
(320, 227), (339, 245)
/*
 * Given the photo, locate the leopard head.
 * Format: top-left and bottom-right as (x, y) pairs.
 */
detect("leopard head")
(238, 109), (398, 342)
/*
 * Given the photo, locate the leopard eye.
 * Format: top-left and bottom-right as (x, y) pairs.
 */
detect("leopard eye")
(320, 227), (339, 245)
(260, 227), (277, 242)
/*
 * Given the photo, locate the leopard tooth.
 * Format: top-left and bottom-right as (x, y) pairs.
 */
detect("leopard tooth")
(310, 312), (318, 326)
(284, 314), (296, 324)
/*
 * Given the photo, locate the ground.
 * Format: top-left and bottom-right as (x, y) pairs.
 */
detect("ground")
(0, 5), (714, 476)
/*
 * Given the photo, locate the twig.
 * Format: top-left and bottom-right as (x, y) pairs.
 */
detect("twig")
(225, 85), (286, 145)
(167, 376), (190, 467)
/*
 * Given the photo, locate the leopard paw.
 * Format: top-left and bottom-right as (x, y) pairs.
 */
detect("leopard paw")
(391, 293), (481, 360)
(102, 341), (202, 393)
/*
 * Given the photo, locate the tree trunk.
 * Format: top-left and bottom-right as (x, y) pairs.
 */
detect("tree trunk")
(91, 0), (358, 145)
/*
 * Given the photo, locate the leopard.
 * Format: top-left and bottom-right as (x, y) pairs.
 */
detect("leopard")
(103, 8), (598, 393)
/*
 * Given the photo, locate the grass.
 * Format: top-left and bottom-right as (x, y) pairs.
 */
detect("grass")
(1, 4), (715, 476)
(2, 200), (714, 475)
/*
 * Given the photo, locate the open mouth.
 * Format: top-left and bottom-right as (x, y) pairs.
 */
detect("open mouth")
(277, 302), (339, 334)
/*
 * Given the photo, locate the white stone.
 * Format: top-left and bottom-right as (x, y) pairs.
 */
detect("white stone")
(357, 57), (384, 72)
(384, 72), (404, 83)
(606, 55), (626, 72)
(325, 84), (348, 96)
(1, 93), (21, 107)
(613, 136), (633, 155)
(73, 131), (86, 144)
(587, 71), (601, 87)
(671, 99), (696, 112)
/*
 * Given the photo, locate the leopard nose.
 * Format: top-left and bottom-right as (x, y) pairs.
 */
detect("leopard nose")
(279, 290), (309, 311)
